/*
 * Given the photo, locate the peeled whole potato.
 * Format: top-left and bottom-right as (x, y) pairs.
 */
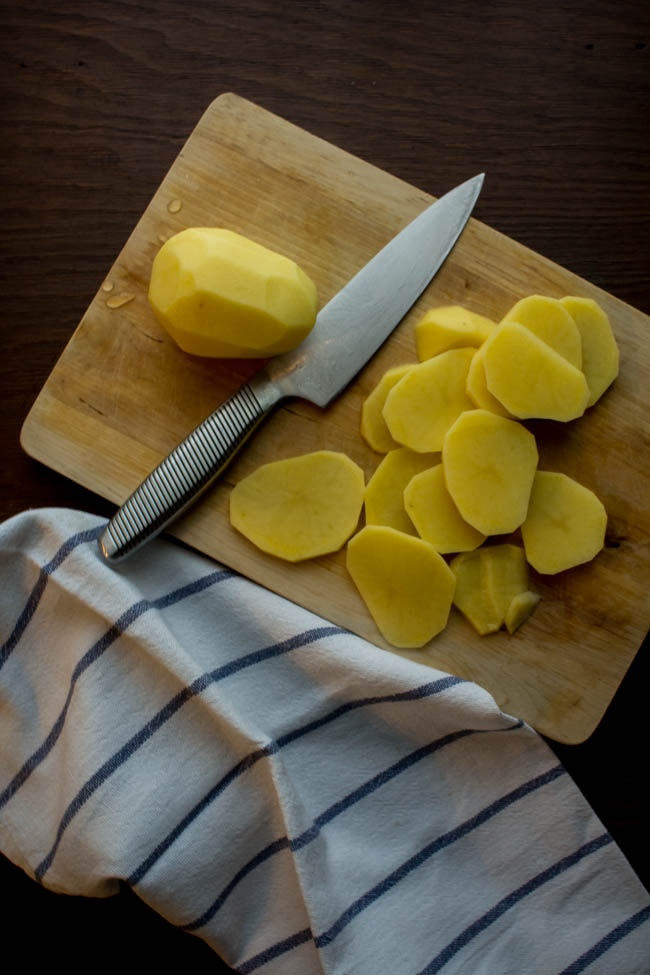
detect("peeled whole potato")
(364, 447), (439, 535)
(521, 471), (607, 574)
(501, 294), (582, 368)
(230, 450), (364, 561)
(560, 296), (619, 406)
(382, 347), (475, 452)
(414, 305), (496, 361)
(482, 322), (590, 421)
(148, 227), (318, 358)
(403, 464), (486, 553)
(346, 525), (456, 648)
(442, 410), (539, 534)
(361, 364), (415, 453)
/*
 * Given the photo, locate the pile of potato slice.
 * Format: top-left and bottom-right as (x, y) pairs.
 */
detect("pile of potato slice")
(230, 295), (618, 650)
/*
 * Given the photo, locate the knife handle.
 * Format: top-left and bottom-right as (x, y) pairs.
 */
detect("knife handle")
(97, 373), (283, 564)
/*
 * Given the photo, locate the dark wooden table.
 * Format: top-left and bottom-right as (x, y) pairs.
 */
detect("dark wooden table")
(1, 1), (648, 969)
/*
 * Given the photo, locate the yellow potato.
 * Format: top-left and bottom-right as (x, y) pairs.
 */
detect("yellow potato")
(365, 447), (439, 535)
(149, 228), (318, 357)
(442, 410), (538, 534)
(403, 464), (486, 553)
(482, 544), (529, 622)
(521, 471), (607, 574)
(346, 525), (456, 648)
(415, 305), (496, 361)
(449, 550), (502, 635)
(230, 451), (364, 561)
(450, 544), (539, 635)
(382, 347), (475, 452)
(466, 347), (513, 417)
(361, 364), (415, 453)
(505, 591), (541, 634)
(501, 294), (582, 368)
(560, 296), (619, 406)
(482, 322), (590, 421)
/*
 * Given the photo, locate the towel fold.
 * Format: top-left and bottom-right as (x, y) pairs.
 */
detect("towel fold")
(1, 508), (648, 973)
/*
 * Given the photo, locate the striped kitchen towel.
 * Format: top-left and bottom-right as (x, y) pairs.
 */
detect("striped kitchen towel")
(0, 507), (648, 974)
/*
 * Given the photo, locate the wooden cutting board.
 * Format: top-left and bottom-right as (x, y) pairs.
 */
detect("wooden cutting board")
(21, 93), (650, 744)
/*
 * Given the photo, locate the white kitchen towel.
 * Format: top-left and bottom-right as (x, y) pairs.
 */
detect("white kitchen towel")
(0, 507), (648, 974)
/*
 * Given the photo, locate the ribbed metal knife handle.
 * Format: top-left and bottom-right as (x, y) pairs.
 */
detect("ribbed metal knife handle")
(98, 376), (282, 564)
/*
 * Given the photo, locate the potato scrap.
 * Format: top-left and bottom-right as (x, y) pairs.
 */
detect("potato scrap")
(450, 545), (539, 635)
(403, 464), (486, 553)
(521, 471), (607, 574)
(365, 447), (439, 535)
(230, 450), (364, 561)
(346, 525), (456, 648)
(442, 410), (538, 535)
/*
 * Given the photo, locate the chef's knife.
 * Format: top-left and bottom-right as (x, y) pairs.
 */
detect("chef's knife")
(98, 173), (484, 563)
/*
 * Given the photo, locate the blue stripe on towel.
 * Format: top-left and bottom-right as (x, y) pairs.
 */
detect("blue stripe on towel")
(237, 927), (313, 974)
(34, 625), (343, 881)
(0, 568), (235, 811)
(182, 716), (522, 932)
(0, 524), (104, 671)
(556, 904), (650, 974)
(236, 764), (567, 971)
(130, 675), (465, 889)
(417, 833), (615, 974)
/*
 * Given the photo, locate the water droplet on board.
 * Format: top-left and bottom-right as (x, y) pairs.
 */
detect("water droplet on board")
(101, 280), (114, 292)
(106, 293), (135, 309)
(167, 198), (182, 214)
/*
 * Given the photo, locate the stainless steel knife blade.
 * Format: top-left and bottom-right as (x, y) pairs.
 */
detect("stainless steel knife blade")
(98, 173), (484, 563)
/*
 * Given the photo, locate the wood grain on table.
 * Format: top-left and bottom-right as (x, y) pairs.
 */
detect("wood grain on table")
(2, 1), (649, 969)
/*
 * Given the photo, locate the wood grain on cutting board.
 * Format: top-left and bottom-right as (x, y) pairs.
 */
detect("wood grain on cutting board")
(21, 93), (650, 743)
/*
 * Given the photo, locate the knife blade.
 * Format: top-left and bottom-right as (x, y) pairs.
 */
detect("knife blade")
(98, 173), (484, 563)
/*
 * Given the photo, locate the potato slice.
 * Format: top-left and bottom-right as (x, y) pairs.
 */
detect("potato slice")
(466, 346), (513, 418)
(365, 447), (439, 535)
(449, 550), (502, 635)
(403, 464), (486, 553)
(505, 591), (541, 634)
(501, 294), (582, 368)
(482, 322), (590, 421)
(361, 364), (415, 452)
(521, 471), (607, 574)
(442, 410), (538, 534)
(230, 450), (364, 561)
(415, 305), (496, 361)
(382, 347), (475, 452)
(346, 525), (455, 647)
(560, 296), (619, 406)
(149, 228), (318, 357)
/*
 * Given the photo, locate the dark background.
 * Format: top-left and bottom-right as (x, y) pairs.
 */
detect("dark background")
(1, 1), (648, 969)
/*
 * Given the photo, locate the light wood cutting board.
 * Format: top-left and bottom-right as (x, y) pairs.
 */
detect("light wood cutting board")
(21, 93), (650, 744)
